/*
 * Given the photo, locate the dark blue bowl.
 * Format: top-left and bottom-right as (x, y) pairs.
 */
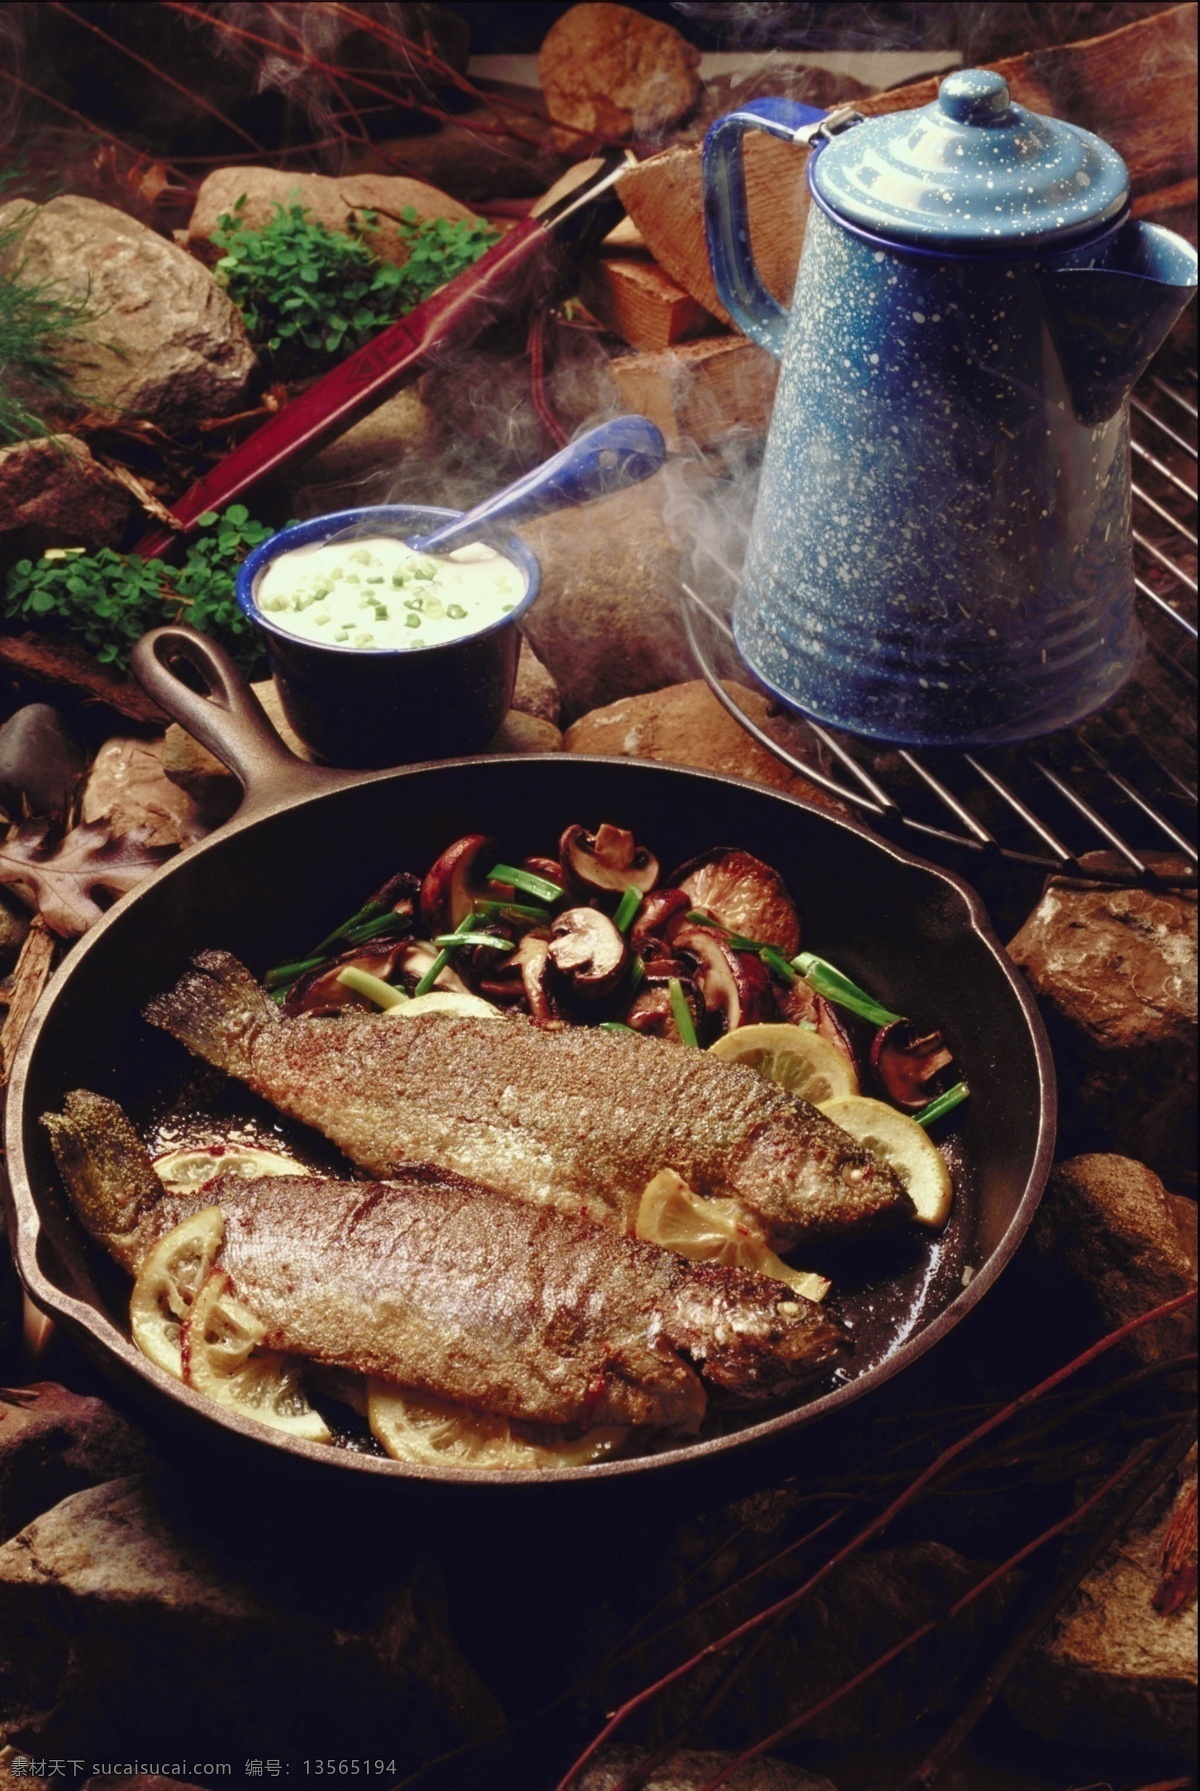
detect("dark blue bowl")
(236, 505), (541, 769)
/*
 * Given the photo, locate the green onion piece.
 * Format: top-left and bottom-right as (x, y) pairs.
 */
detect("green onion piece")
(668, 977), (699, 1048)
(759, 944), (797, 984)
(433, 932), (514, 952)
(342, 911), (410, 947)
(914, 1082), (969, 1128)
(791, 951), (904, 1028)
(413, 912), (476, 996)
(686, 908), (719, 927)
(488, 863), (564, 904)
(336, 966), (409, 1010)
(269, 988), (289, 1006)
(472, 899), (552, 924)
(599, 1020), (636, 1034)
(629, 956), (646, 992)
(311, 899), (387, 956)
(613, 887), (643, 933)
(265, 955), (327, 990)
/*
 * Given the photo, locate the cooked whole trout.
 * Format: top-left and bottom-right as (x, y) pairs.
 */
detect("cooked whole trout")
(44, 1091), (846, 1431)
(143, 951), (911, 1251)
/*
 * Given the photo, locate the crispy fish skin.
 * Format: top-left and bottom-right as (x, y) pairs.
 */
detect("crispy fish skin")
(43, 1091), (846, 1431)
(144, 950), (911, 1250)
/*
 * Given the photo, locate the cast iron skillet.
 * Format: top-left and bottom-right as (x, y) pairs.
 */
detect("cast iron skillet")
(4, 628), (1055, 1506)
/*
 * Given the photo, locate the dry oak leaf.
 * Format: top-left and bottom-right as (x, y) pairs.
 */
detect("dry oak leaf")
(0, 820), (175, 937)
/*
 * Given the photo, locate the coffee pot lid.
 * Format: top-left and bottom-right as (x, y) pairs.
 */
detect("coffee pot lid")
(810, 69), (1129, 250)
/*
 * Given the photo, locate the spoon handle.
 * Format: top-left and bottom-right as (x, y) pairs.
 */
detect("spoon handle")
(408, 414), (666, 554)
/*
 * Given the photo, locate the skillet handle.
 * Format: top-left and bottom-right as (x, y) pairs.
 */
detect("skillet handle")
(131, 627), (354, 819)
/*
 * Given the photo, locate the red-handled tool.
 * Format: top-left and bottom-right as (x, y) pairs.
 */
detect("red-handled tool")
(134, 155), (631, 560)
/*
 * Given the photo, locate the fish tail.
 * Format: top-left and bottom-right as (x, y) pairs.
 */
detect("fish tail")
(41, 1091), (167, 1273)
(143, 948), (278, 1077)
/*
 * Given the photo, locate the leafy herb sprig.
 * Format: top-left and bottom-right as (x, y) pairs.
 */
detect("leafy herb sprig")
(2, 505), (276, 673)
(211, 197), (498, 371)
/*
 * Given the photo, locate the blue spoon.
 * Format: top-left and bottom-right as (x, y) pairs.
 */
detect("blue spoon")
(406, 414), (666, 554)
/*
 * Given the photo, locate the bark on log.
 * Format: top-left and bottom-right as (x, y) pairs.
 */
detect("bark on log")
(607, 335), (778, 448)
(619, 4), (1199, 324)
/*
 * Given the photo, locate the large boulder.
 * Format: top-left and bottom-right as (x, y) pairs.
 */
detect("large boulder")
(187, 167), (476, 267)
(0, 435), (129, 550)
(0, 1473), (503, 1763)
(1006, 1454), (1198, 1758)
(1032, 1154), (1197, 1362)
(539, 3), (702, 147)
(565, 680), (848, 815)
(0, 1383), (152, 1546)
(1007, 856), (1197, 1186)
(0, 196), (256, 432)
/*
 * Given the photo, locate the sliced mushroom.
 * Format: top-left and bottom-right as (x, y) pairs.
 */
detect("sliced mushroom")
(560, 823), (659, 897)
(548, 907), (629, 1001)
(629, 887), (690, 947)
(394, 940), (470, 997)
(284, 938), (412, 1016)
(673, 922), (773, 1035)
(672, 848), (801, 957)
(777, 978), (857, 1070)
(364, 869), (421, 916)
(625, 975), (702, 1043)
(518, 935), (567, 1026)
(521, 855), (566, 891)
(419, 834), (501, 935)
(870, 1021), (955, 1110)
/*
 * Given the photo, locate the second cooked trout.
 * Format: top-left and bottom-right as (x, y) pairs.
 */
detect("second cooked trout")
(145, 950), (911, 1250)
(44, 1091), (846, 1431)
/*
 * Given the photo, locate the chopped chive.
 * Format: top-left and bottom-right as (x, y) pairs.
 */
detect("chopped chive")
(413, 912), (476, 996)
(472, 899), (552, 923)
(265, 955), (327, 990)
(760, 944), (797, 983)
(613, 887), (642, 933)
(342, 911), (410, 947)
(311, 899), (385, 955)
(791, 951), (904, 1028)
(488, 863), (564, 904)
(404, 613), (421, 629)
(914, 1082), (970, 1127)
(599, 1021), (636, 1034)
(446, 603), (467, 620)
(336, 966), (409, 1010)
(269, 987), (289, 1005)
(668, 977), (699, 1048)
(433, 932), (514, 952)
(686, 908), (717, 926)
(629, 956), (645, 992)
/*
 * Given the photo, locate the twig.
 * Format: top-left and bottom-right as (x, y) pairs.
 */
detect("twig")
(46, 2), (267, 152)
(0, 67), (147, 162)
(553, 1289), (1198, 1790)
(698, 1432), (1162, 1788)
(0, 917), (57, 1086)
(899, 1412), (1198, 1789)
(528, 307), (569, 449)
(97, 457), (182, 528)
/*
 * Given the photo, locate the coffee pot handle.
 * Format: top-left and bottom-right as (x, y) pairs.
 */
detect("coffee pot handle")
(703, 99), (827, 358)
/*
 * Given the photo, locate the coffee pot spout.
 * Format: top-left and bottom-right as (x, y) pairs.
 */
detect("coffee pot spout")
(1040, 220), (1197, 425)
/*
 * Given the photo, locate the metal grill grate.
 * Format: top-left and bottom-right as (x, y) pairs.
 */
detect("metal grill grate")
(682, 368), (1197, 892)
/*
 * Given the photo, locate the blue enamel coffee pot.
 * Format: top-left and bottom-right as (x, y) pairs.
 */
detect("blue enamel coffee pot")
(703, 71), (1198, 746)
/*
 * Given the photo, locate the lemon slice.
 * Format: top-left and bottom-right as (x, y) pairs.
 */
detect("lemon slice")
(636, 1170), (830, 1302)
(154, 1145), (310, 1195)
(382, 991), (504, 1022)
(709, 1024), (859, 1105)
(130, 1207), (226, 1378)
(367, 1383), (627, 1471)
(184, 1269), (332, 1442)
(818, 1095), (953, 1229)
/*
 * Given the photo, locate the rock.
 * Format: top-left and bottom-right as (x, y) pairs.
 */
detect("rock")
(580, 1746), (837, 1790)
(1032, 1155), (1198, 1362)
(289, 386), (433, 491)
(513, 635), (562, 726)
(0, 436), (129, 550)
(0, 1473), (503, 1762)
(0, 196), (256, 431)
(0, 1383), (153, 1544)
(539, 4), (702, 148)
(483, 710), (562, 754)
(0, 704), (86, 823)
(1007, 859), (1197, 1187)
(187, 167), (477, 267)
(1006, 1453), (1197, 1758)
(519, 479), (697, 716)
(81, 736), (211, 849)
(564, 681), (849, 815)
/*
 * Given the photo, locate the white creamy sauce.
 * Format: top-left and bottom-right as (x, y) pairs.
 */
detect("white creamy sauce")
(254, 536), (526, 652)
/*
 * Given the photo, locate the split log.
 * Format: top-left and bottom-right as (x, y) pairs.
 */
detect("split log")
(607, 335), (778, 449)
(619, 4), (1199, 325)
(0, 633), (164, 726)
(578, 255), (716, 351)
